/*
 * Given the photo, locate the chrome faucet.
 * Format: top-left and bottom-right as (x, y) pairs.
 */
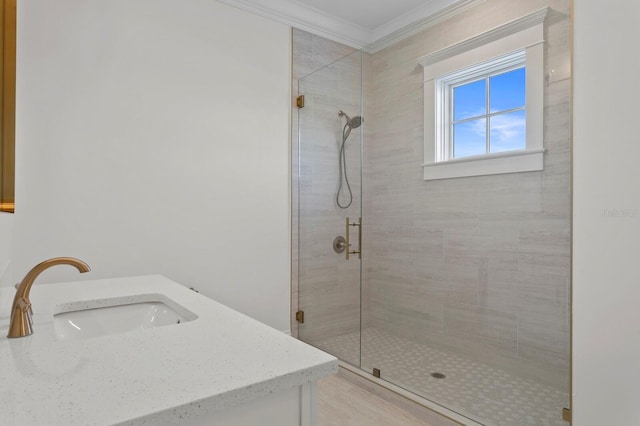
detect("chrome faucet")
(7, 257), (90, 338)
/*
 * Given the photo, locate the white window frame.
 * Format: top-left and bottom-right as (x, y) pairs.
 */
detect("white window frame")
(438, 51), (526, 160)
(418, 8), (548, 181)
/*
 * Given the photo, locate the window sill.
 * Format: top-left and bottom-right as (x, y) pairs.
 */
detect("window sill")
(422, 149), (544, 180)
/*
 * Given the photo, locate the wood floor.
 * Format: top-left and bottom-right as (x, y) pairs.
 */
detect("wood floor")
(317, 374), (435, 426)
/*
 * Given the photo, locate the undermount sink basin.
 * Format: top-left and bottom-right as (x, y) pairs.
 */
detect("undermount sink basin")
(53, 294), (197, 340)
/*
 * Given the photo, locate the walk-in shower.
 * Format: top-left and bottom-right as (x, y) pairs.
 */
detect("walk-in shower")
(293, 3), (571, 422)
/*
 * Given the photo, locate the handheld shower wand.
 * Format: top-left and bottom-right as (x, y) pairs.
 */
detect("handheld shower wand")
(336, 110), (362, 209)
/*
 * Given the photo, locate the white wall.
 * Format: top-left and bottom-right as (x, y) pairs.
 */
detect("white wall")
(0, 213), (12, 287)
(13, 0), (292, 331)
(573, 1), (640, 424)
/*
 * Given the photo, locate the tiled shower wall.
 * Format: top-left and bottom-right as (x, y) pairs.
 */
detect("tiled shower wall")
(361, 0), (571, 390)
(291, 29), (360, 345)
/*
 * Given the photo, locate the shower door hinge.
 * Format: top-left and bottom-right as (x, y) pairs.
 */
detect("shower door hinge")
(295, 310), (305, 324)
(296, 95), (305, 108)
(562, 408), (571, 422)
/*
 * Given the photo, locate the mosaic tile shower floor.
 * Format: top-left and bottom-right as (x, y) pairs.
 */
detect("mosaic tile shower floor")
(313, 328), (568, 426)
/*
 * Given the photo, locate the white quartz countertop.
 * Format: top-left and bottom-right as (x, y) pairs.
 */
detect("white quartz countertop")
(0, 275), (337, 425)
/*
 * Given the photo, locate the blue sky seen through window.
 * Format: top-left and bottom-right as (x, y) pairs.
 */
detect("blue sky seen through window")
(452, 67), (526, 158)
(454, 119), (486, 158)
(453, 79), (485, 121)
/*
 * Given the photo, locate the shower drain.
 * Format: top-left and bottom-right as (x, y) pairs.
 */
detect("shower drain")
(431, 372), (446, 379)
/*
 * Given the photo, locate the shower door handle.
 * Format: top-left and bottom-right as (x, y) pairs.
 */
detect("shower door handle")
(345, 217), (361, 260)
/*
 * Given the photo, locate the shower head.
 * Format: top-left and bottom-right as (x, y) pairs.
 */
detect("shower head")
(349, 115), (362, 129)
(338, 110), (363, 129)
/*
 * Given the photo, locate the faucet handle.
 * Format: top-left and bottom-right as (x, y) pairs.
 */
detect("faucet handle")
(15, 297), (31, 313)
(26, 303), (33, 327)
(8, 298), (34, 338)
(11, 285), (33, 326)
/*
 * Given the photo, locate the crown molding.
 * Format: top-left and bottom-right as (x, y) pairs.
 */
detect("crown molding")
(217, 0), (370, 48)
(366, 0), (485, 53)
(417, 7), (550, 67)
(218, 0), (487, 51)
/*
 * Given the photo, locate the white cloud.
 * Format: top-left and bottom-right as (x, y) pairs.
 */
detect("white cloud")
(470, 118), (486, 137)
(490, 112), (525, 142)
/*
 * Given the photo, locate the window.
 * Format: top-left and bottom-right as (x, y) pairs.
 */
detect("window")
(442, 52), (526, 159)
(419, 8), (548, 180)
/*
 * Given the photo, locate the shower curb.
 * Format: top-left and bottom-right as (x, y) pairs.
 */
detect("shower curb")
(337, 362), (482, 426)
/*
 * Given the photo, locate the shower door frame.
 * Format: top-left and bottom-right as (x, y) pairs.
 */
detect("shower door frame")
(290, 47), (479, 426)
(293, 50), (364, 369)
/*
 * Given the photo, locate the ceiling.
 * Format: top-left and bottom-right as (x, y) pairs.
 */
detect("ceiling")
(217, 0), (484, 51)
(295, 0), (440, 30)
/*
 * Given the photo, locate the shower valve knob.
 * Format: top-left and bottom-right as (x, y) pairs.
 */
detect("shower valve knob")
(333, 236), (348, 254)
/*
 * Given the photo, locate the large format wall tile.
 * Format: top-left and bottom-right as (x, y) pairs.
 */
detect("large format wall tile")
(361, 0), (572, 388)
(293, 31), (363, 342)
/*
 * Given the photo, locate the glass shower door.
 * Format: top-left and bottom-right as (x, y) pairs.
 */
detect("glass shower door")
(296, 50), (363, 366)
